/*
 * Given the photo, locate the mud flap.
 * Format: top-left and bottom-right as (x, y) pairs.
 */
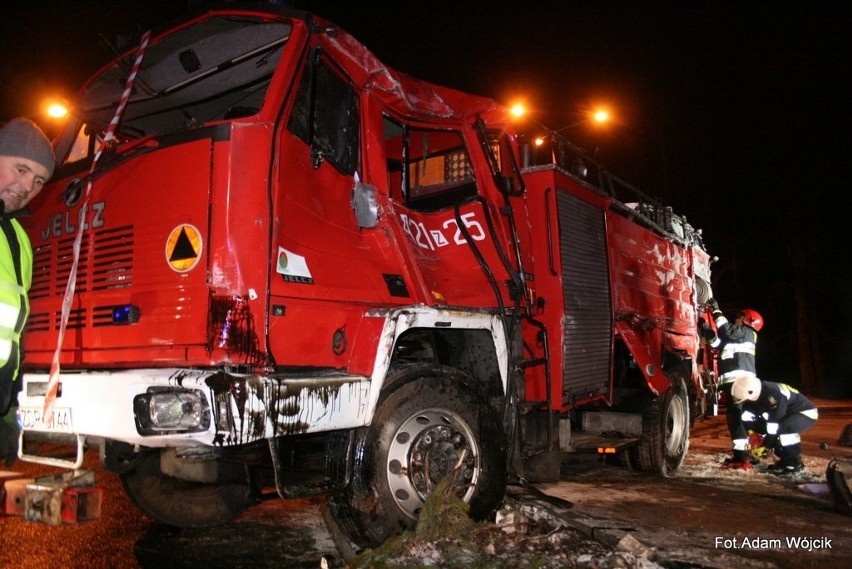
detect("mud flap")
(826, 459), (852, 516)
(522, 449), (562, 483)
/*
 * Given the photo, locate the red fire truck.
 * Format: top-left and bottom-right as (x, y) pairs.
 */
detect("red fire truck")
(16, 4), (716, 546)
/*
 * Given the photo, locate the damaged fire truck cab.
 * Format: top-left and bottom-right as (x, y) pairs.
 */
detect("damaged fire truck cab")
(16, 4), (715, 547)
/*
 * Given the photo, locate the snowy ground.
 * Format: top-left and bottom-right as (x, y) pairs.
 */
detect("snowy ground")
(343, 399), (852, 569)
(3, 400), (849, 568)
(534, 399), (852, 569)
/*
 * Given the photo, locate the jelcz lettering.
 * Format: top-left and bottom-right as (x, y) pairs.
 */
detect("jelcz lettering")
(40, 201), (106, 240)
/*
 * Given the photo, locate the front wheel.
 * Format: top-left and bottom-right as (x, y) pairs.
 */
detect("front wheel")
(120, 449), (253, 528)
(632, 373), (690, 477)
(327, 365), (507, 548)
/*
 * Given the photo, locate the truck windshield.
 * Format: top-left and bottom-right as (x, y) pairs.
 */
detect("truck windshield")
(60, 15), (291, 166)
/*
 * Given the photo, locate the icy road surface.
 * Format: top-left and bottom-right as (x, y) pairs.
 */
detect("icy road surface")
(1, 398), (850, 568)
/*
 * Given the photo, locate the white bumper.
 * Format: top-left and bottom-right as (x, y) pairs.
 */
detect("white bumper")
(18, 368), (373, 450)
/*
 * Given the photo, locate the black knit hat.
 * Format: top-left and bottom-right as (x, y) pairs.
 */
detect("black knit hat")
(0, 117), (55, 179)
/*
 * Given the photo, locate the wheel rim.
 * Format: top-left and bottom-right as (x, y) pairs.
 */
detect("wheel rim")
(665, 393), (688, 456)
(386, 408), (480, 519)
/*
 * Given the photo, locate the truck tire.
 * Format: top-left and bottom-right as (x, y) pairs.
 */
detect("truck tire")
(632, 374), (690, 477)
(327, 365), (507, 548)
(120, 449), (253, 528)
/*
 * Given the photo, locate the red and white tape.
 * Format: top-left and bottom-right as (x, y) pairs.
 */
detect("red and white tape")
(43, 31), (152, 419)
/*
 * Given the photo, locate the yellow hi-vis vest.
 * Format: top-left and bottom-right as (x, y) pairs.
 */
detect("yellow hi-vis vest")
(0, 216), (32, 411)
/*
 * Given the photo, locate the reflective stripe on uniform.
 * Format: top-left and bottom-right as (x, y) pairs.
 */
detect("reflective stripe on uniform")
(720, 342), (756, 359)
(766, 422), (779, 435)
(0, 302), (18, 329)
(733, 438), (749, 451)
(741, 410), (757, 422)
(720, 370), (756, 383)
(0, 281), (26, 295)
(779, 433), (801, 447)
(801, 408), (819, 420)
(0, 309), (18, 361)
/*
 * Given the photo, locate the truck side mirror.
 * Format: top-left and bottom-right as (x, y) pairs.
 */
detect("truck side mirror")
(500, 175), (525, 197)
(352, 179), (380, 228)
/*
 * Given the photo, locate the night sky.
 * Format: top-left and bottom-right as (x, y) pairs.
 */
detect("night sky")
(1, 1), (850, 394)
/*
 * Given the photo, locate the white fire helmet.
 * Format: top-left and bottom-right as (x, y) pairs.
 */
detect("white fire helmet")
(731, 376), (762, 404)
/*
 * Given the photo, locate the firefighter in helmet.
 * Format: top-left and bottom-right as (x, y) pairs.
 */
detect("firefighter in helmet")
(698, 298), (764, 469)
(730, 376), (818, 475)
(0, 118), (55, 466)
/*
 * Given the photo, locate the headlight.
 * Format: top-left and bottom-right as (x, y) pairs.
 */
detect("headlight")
(134, 388), (211, 435)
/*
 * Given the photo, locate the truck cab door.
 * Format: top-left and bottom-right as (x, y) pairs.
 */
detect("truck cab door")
(267, 50), (409, 368)
(381, 116), (510, 308)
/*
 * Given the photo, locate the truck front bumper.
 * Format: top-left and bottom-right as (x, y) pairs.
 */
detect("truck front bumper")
(17, 368), (372, 469)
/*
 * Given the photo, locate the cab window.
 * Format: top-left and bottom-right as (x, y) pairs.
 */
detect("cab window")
(384, 116), (476, 211)
(288, 54), (359, 175)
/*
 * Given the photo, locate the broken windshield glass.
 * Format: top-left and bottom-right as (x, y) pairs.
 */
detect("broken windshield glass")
(76, 15), (291, 141)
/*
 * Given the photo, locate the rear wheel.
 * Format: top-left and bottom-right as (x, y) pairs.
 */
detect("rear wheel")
(327, 365), (507, 548)
(120, 449), (253, 528)
(632, 373), (690, 477)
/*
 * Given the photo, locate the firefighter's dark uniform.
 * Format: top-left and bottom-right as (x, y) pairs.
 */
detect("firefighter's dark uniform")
(703, 308), (758, 462)
(740, 380), (818, 472)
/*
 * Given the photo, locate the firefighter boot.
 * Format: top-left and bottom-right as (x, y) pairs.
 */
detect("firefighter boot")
(767, 454), (805, 476)
(721, 450), (754, 471)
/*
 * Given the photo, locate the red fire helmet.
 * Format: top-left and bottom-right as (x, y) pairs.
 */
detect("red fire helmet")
(738, 309), (764, 332)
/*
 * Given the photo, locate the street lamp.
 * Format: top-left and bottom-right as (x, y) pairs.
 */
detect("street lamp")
(510, 103), (527, 119)
(32, 97), (73, 138)
(506, 99), (613, 176)
(0, 97), (71, 140)
(527, 109), (609, 168)
(554, 107), (611, 135)
(46, 101), (70, 119)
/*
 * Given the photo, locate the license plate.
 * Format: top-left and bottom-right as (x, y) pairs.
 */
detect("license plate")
(17, 407), (73, 433)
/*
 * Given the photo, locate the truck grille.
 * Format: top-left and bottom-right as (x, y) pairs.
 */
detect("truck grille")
(30, 225), (135, 299)
(28, 225), (134, 331)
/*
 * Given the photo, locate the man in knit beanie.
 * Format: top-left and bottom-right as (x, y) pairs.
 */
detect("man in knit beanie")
(0, 117), (55, 214)
(0, 117), (55, 465)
